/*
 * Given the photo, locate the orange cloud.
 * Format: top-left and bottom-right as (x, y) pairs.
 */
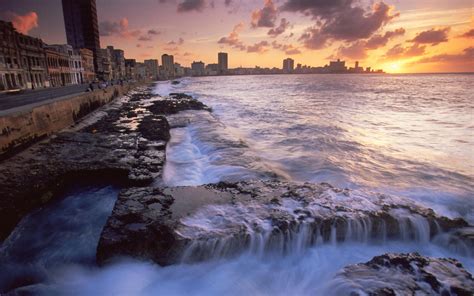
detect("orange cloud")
(8, 11), (39, 34)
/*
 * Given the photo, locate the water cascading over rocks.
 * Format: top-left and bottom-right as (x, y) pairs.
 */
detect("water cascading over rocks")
(97, 180), (471, 265)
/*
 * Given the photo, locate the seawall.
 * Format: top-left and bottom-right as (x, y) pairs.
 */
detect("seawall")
(0, 84), (136, 158)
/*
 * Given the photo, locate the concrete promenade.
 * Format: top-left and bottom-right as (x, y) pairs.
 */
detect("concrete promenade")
(0, 82), (141, 156)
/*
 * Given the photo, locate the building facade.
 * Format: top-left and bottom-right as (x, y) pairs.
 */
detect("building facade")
(191, 61), (205, 76)
(79, 48), (95, 83)
(218, 52), (228, 74)
(45, 45), (74, 87)
(136, 62), (147, 80)
(144, 59), (159, 80)
(107, 46), (125, 80)
(96, 48), (113, 81)
(125, 59), (137, 80)
(62, 0), (101, 71)
(71, 49), (84, 84)
(0, 20), (49, 91)
(18, 34), (48, 89)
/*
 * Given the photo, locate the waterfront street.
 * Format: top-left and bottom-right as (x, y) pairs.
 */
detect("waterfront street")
(0, 84), (98, 112)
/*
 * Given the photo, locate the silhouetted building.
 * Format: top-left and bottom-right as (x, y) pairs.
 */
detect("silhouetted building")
(206, 63), (219, 75)
(328, 59), (346, 73)
(283, 58), (294, 73)
(62, 0), (101, 70)
(191, 61), (205, 76)
(161, 54), (174, 79)
(218, 52), (228, 74)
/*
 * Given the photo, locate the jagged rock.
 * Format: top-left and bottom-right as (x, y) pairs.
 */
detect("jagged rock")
(148, 93), (212, 115)
(0, 86), (212, 241)
(328, 253), (474, 296)
(138, 115), (170, 142)
(97, 180), (471, 266)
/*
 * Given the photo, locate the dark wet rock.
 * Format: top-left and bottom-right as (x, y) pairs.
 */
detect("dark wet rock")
(171, 80), (180, 85)
(329, 253), (474, 296)
(138, 115), (171, 142)
(97, 179), (472, 266)
(97, 186), (234, 265)
(0, 85), (208, 241)
(148, 93), (212, 115)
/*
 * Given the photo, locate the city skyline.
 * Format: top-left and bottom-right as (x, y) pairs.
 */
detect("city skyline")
(0, 0), (473, 73)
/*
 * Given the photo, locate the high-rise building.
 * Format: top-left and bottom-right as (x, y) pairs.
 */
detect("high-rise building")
(283, 58), (294, 73)
(161, 54), (175, 79)
(62, 0), (101, 70)
(218, 52), (228, 74)
(144, 59), (159, 80)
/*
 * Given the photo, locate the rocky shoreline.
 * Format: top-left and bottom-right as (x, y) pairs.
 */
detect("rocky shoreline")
(0, 83), (473, 294)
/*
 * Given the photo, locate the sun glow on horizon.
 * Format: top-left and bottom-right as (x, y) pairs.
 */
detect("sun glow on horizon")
(386, 62), (403, 73)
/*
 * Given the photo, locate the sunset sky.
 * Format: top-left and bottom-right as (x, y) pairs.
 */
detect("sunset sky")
(1, 0), (473, 73)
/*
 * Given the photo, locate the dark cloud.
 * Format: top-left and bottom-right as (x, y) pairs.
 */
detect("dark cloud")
(99, 18), (141, 38)
(365, 28), (405, 49)
(281, 0), (352, 16)
(163, 45), (179, 52)
(138, 35), (152, 41)
(320, 2), (398, 41)
(337, 41), (367, 59)
(409, 27), (450, 45)
(247, 41), (270, 53)
(177, 0), (207, 12)
(218, 22), (246, 50)
(251, 0), (277, 28)
(384, 43), (425, 59)
(460, 29), (474, 38)
(282, 1), (399, 49)
(298, 27), (328, 49)
(224, 0), (232, 6)
(168, 37), (185, 45)
(333, 28), (404, 60)
(410, 47), (474, 65)
(271, 41), (301, 55)
(268, 18), (290, 37)
(148, 29), (161, 35)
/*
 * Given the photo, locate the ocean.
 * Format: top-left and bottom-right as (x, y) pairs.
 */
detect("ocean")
(161, 74), (474, 223)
